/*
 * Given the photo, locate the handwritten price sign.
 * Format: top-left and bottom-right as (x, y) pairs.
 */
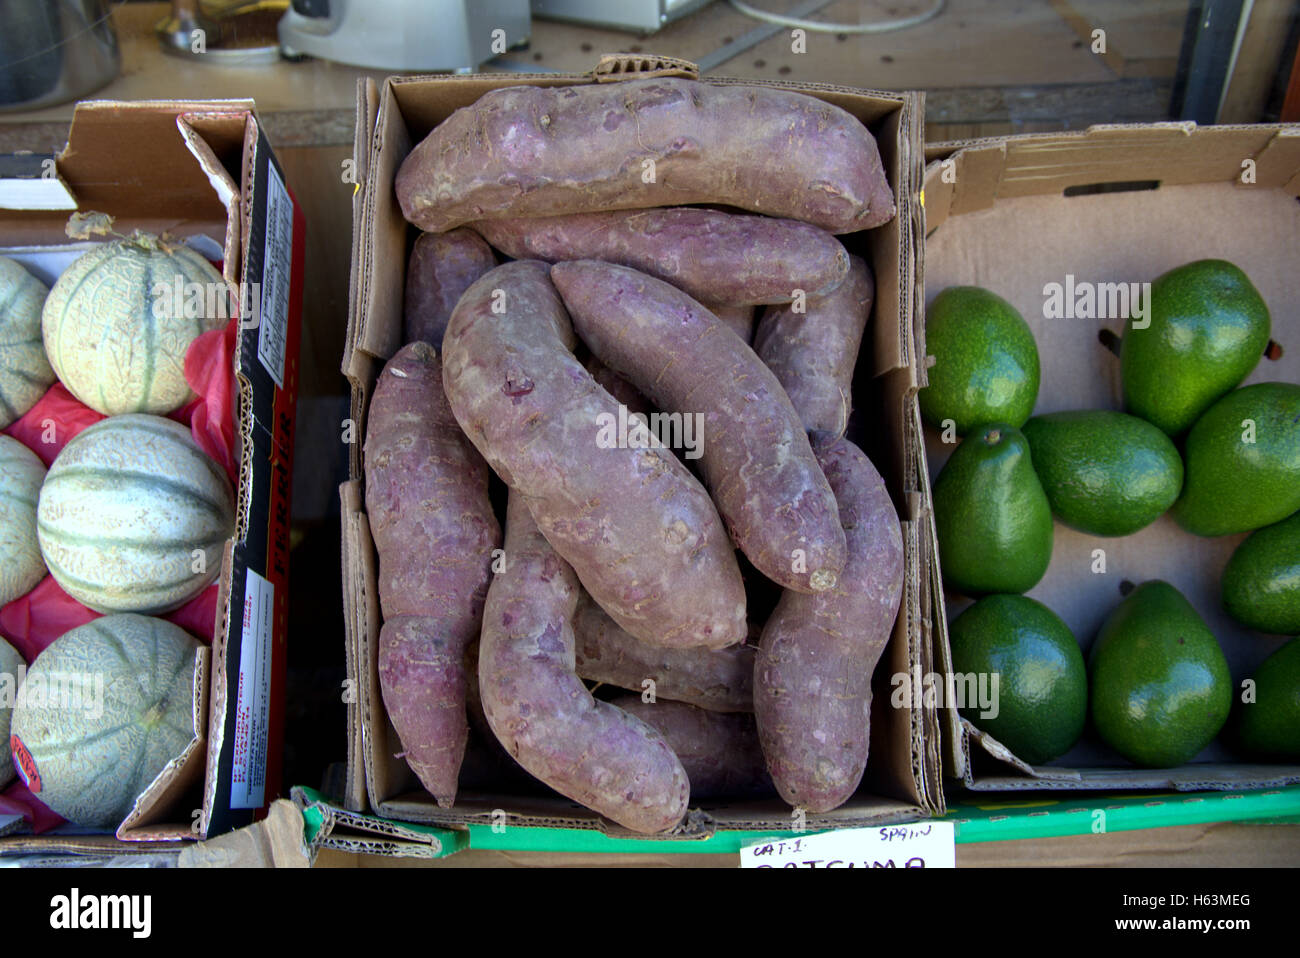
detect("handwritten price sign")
(740, 822), (955, 868)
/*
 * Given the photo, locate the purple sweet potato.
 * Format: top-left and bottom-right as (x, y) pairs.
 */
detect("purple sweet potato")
(364, 342), (501, 806)
(396, 77), (895, 235)
(441, 260), (746, 649)
(574, 594), (755, 713)
(377, 616), (472, 807)
(478, 494), (690, 833)
(754, 254), (874, 439)
(470, 208), (849, 306)
(611, 696), (773, 800)
(707, 303), (756, 345)
(552, 260), (847, 595)
(585, 356), (651, 418)
(753, 437), (904, 813)
(403, 229), (497, 348)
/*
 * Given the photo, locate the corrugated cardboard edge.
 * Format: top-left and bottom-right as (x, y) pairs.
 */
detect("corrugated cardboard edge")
(202, 539), (237, 833)
(339, 68), (941, 838)
(177, 799), (311, 867)
(922, 121), (1300, 793)
(292, 785), (454, 860)
(175, 111), (243, 283)
(339, 481), (369, 813)
(116, 646), (211, 841)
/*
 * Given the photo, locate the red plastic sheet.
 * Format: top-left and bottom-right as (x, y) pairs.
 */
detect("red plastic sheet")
(1, 316), (239, 830)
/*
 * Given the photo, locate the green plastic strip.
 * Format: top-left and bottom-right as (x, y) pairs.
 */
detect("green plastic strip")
(945, 785), (1300, 843)
(300, 801), (327, 846)
(290, 783), (1300, 856)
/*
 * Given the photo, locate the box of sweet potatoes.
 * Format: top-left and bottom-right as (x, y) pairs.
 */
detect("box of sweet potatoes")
(339, 54), (941, 849)
(921, 123), (1300, 794)
(0, 99), (303, 857)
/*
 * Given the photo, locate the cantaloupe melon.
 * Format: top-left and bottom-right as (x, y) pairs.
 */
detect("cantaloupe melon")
(0, 637), (22, 789)
(0, 434), (47, 606)
(41, 233), (228, 416)
(9, 614), (199, 828)
(0, 256), (54, 428)
(36, 414), (234, 614)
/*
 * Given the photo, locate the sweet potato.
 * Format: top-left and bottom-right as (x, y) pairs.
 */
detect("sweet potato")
(376, 616), (472, 807)
(470, 208), (849, 306)
(574, 595), (755, 713)
(403, 229), (497, 347)
(707, 303), (756, 344)
(478, 494), (690, 834)
(395, 77), (895, 234)
(365, 342), (501, 806)
(442, 260), (746, 649)
(610, 696), (773, 800)
(585, 356), (651, 418)
(552, 260), (847, 594)
(754, 254), (874, 439)
(753, 437), (904, 812)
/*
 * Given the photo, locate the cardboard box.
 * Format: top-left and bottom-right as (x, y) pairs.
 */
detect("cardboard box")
(340, 57), (940, 849)
(921, 122), (1300, 792)
(0, 99), (304, 851)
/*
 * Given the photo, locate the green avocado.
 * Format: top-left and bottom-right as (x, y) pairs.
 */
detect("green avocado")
(1235, 638), (1300, 758)
(1121, 259), (1270, 436)
(1172, 382), (1300, 537)
(1022, 410), (1183, 537)
(1222, 510), (1300, 635)
(947, 594), (1086, 765)
(933, 423), (1053, 595)
(920, 286), (1040, 436)
(1089, 580), (1232, 768)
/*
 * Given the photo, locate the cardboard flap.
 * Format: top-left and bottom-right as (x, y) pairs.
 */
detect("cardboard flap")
(592, 53), (700, 81)
(948, 142), (1007, 216)
(339, 481), (369, 813)
(55, 100), (251, 225)
(928, 123), (1300, 208)
(178, 799), (311, 867)
(293, 786), (461, 859)
(1253, 127), (1300, 189)
(117, 646), (211, 842)
(176, 111), (245, 286)
(343, 78), (380, 397)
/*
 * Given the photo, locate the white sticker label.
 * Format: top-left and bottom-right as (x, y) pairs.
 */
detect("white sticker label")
(230, 569), (274, 809)
(257, 161), (293, 389)
(740, 822), (956, 868)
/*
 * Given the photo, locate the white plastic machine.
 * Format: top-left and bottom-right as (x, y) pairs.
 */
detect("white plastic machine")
(278, 0), (531, 72)
(531, 0), (714, 34)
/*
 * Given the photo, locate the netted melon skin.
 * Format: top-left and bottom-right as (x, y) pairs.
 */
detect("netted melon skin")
(9, 614), (199, 829)
(0, 256), (54, 428)
(36, 414), (234, 614)
(0, 435), (47, 606)
(41, 234), (227, 416)
(0, 638), (22, 789)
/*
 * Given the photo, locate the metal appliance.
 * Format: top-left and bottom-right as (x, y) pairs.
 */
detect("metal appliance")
(0, 1), (119, 112)
(531, 0), (715, 34)
(156, 1), (285, 67)
(278, 0), (531, 72)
